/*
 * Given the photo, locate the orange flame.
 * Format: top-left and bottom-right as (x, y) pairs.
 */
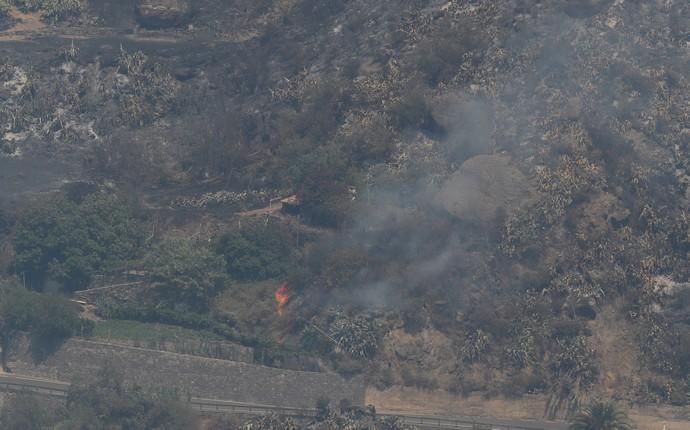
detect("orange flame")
(275, 283), (289, 316)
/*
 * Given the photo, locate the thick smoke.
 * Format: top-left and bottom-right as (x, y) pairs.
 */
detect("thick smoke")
(320, 0), (690, 317)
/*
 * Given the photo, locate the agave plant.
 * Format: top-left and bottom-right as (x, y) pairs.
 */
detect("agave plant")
(569, 401), (632, 430)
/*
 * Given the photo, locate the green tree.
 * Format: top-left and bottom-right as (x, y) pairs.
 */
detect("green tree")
(145, 239), (228, 311)
(0, 285), (32, 371)
(0, 283), (80, 370)
(215, 221), (297, 282)
(59, 363), (195, 430)
(295, 143), (353, 227)
(569, 402), (632, 430)
(14, 194), (144, 291)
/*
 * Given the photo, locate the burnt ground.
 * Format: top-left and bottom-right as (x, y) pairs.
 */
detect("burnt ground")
(1, 0), (690, 422)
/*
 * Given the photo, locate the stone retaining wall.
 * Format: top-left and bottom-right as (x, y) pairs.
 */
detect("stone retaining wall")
(13, 338), (365, 408)
(96, 337), (255, 363)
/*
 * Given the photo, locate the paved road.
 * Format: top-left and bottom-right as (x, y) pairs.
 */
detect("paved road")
(0, 373), (568, 430)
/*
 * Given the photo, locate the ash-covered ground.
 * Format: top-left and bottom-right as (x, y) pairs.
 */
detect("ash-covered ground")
(1, 0), (690, 421)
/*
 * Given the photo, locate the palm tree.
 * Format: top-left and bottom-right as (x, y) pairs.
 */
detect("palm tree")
(569, 401), (632, 430)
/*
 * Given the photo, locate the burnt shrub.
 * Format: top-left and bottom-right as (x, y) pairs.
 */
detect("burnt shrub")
(551, 319), (588, 339)
(372, 366), (395, 391)
(289, 0), (346, 31)
(574, 304), (597, 320)
(338, 115), (396, 166)
(389, 85), (439, 134)
(464, 303), (512, 338)
(0, 209), (12, 238)
(677, 327), (690, 377)
(293, 144), (353, 227)
(400, 365), (438, 390)
(290, 78), (352, 143)
(305, 244), (369, 291)
(411, 22), (487, 86)
(448, 372), (486, 397)
(501, 372), (547, 398)
(332, 353), (366, 378)
(185, 104), (254, 181)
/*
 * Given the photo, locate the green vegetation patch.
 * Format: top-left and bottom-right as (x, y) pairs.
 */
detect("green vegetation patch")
(14, 193), (144, 291)
(93, 319), (223, 343)
(215, 220), (299, 282)
(144, 238), (229, 311)
(0, 282), (81, 369)
(94, 299), (241, 342)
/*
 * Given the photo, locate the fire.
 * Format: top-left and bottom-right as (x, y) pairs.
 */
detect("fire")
(275, 283), (289, 316)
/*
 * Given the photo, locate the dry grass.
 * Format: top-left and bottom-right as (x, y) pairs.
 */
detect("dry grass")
(212, 280), (283, 339)
(0, 8), (45, 40)
(367, 388), (690, 430)
(631, 401), (690, 430)
(366, 387), (548, 419)
(587, 303), (642, 398)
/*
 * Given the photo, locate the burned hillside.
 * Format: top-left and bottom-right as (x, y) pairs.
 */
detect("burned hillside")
(0, 0), (690, 424)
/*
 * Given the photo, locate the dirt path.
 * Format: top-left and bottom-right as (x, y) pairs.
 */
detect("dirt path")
(235, 201), (285, 217)
(0, 8), (262, 45)
(588, 304), (641, 397)
(366, 388), (690, 430)
(0, 8), (45, 41)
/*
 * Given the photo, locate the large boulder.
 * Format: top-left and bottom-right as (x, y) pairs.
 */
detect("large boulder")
(432, 154), (532, 224)
(136, 0), (191, 28)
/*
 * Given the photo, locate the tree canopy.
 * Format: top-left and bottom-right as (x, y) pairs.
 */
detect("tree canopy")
(144, 238), (228, 311)
(14, 194), (144, 291)
(0, 282), (80, 370)
(215, 221), (297, 282)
